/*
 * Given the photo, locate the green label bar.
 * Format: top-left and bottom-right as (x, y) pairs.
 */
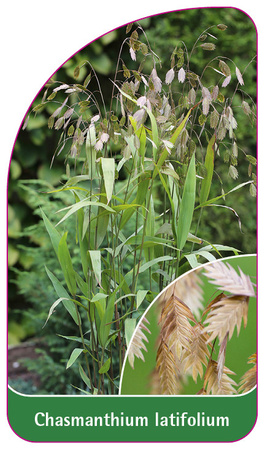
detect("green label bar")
(8, 387), (257, 442)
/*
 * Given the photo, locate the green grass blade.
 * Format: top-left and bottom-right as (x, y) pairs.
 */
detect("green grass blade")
(152, 109), (191, 180)
(125, 234), (177, 252)
(90, 293), (108, 303)
(45, 266), (79, 325)
(56, 199), (115, 227)
(177, 152), (196, 251)
(74, 193), (89, 280)
(125, 318), (136, 348)
(58, 232), (77, 297)
(196, 180), (253, 209)
(119, 175), (150, 230)
(99, 292), (116, 347)
(138, 255), (174, 273)
(187, 232), (203, 244)
(184, 254), (201, 269)
(101, 157), (115, 204)
(192, 250), (216, 262)
(88, 250), (102, 287)
(66, 348), (83, 369)
(115, 83), (159, 158)
(58, 335), (90, 345)
(40, 208), (61, 257)
(129, 117), (147, 161)
(79, 364), (92, 389)
(169, 109), (192, 145)
(200, 133), (215, 205)
(43, 297), (66, 327)
(144, 194), (155, 263)
(186, 244), (240, 261)
(96, 189), (110, 248)
(136, 290), (149, 308)
(99, 358), (111, 374)
(155, 166), (178, 242)
(196, 243), (240, 254)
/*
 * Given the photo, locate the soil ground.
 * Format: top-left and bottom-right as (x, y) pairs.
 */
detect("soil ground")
(8, 342), (41, 390)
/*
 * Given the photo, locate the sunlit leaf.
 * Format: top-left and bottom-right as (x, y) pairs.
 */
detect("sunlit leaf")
(177, 152), (196, 250)
(99, 358), (111, 374)
(43, 297), (66, 328)
(56, 198), (115, 227)
(125, 318), (136, 348)
(136, 290), (149, 308)
(88, 250), (101, 287)
(66, 348), (83, 369)
(101, 158), (115, 204)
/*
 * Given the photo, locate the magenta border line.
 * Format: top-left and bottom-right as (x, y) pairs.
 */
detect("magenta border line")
(6, 4), (258, 445)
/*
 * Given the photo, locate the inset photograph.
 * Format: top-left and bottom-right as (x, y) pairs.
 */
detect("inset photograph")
(120, 255), (256, 395)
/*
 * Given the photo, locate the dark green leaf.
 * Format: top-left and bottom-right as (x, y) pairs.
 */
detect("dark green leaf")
(58, 232), (77, 296)
(79, 364), (91, 388)
(99, 292), (116, 347)
(41, 208), (61, 257)
(45, 266), (79, 325)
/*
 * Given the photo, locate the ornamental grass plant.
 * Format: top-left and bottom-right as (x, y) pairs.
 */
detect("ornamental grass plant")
(22, 20), (256, 394)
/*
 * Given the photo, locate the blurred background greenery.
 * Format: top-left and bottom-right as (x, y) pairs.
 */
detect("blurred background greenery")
(120, 254), (256, 395)
(8, 7), (256, 394)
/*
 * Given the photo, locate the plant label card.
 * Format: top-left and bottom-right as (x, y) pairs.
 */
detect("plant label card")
(7, 7), (257, 444)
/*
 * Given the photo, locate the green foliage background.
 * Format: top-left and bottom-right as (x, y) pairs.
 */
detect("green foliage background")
(8, 7), (256, 394)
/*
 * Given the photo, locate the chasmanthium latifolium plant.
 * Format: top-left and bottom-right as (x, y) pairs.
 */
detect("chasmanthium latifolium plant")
(25, 22), (256, 394)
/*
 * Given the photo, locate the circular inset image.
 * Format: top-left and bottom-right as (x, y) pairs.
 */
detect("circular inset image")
(120, 255), (256, 395)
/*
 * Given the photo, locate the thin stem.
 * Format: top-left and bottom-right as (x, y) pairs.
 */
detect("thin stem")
(74, 302), (93, 390)
(175, 250), (181, 280)
(131, 177), (154, 296)
(97, 347), (105, 394)
(191, 207), (203, 253)
(131, 209), (139, 311)
(81, 60), (107, 117)
(188, 25), (216, 64)
(87, 303), (97, 388)
(109, 343), (115, 395)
